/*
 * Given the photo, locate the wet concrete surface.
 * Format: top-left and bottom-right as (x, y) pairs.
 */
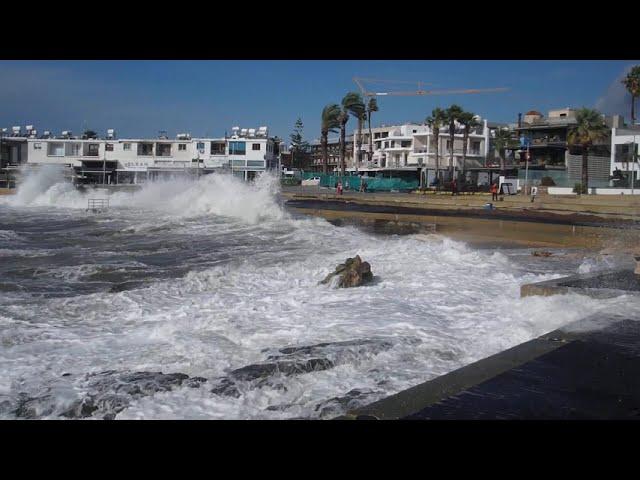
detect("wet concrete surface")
(342, 316), (640, 420)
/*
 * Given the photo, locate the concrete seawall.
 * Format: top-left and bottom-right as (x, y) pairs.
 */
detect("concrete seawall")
(340, 313), (640, 420)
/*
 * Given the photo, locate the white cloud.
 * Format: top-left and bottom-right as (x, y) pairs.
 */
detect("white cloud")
(595, 64), (635, 119)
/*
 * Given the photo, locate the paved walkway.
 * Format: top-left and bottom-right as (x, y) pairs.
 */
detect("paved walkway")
(282, 186), (640, 224)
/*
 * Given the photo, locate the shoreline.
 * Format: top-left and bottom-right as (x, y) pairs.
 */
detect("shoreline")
(283, 187), (640, 251)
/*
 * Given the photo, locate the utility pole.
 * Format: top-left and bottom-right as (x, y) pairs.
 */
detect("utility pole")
(103, 143), (107, 185)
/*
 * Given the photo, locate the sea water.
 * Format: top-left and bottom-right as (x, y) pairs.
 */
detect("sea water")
(1, 166), (638, 419)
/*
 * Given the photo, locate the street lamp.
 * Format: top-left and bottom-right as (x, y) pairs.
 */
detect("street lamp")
(520, 134), (531, 195)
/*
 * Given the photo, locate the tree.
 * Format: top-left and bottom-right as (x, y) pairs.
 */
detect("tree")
(289, 118), (309, 168)
(445, 105), (464, 178)
(339, 92), (365, 176)
(622, 65), (640, 125)
(568, 108), (608, 194)
(459, 111), (481, 180)
(321, 104), (341, 174)
(493, 128), (512, 173)
(366, 98), (379, 164)
(426, 107), (447, 185)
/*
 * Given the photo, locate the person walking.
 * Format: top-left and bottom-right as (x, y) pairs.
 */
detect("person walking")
(451, 178), (457, 196)
(337, 180), (343, 196)
(491, 182), (498, 201)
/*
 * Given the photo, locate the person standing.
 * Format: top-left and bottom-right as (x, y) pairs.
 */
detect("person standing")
(451, 178), (457, 196)
(491, 182), (498, 201)
(337, 180), (343, 195)
(530, 185), (538, 203)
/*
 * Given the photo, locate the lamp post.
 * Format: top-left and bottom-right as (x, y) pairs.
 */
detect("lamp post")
(633, 135), (637, 195)
(520, 134), (531, 195)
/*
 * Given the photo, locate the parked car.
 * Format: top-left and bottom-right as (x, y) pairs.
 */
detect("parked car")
(301, 177), (321, 186)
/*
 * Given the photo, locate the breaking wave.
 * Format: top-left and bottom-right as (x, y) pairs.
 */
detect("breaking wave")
(3, 166), (284, 224)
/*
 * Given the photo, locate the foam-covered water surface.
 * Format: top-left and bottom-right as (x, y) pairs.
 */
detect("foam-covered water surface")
(1, 167), (639, 419)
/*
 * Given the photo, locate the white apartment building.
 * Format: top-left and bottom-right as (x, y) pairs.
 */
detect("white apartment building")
(350, 119), (491, 182)
(18, 126), (278, 184)
(610, 126), (640, 180)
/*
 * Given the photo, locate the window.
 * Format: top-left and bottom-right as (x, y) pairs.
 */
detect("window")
(105, 143), (114, 152)
(123, 143), (131, 151)
(401, 141), (411, 148)
(138, 143), (154, 156)
(252, 143), (261, 151)
(85, 143), (100, 156)
(231, 159), (245, 166)
(47, 142), (64, 156)
(229, 141), (246, 155)
(247, 160), (264, 167)
(178, 144), (187, 151)
(157, 144), (172, 156)
(65, 143), (81, 156)
(211, 142), (226, 155)
(33, 143), (42, 150)
(196, 142), (204, 153)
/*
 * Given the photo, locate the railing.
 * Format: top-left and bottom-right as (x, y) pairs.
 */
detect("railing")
(87, 198), (109, 212)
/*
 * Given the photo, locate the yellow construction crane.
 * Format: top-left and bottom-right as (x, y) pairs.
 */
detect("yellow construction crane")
(353, 77), (509, 97)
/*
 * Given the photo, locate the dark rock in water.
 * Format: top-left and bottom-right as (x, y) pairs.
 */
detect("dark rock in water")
(275, 338), (394, 358)
(210, 357), (336, 397)
(13, 393), (55, 419)
(108, 281), (144, 293)
(314, 388), (378, 419)
(532, 251), (553, 257)
(58, 370), (206, 419)
(230, 358), (335, 383)
(320, 255), (373, 288)
(210, 377), (242, 398)
(211, 337), (414, 399)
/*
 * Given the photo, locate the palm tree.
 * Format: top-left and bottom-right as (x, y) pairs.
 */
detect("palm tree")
(568, 108), (608, 194)
(622, 65), (640, 125)
(445, 105), (464, 179)
(339, 92), (365, 176)
(426, 107), (446, 185)
(459, 111), (481, 180)
(493, 128), (512, 173)
(366, 98), (379, 163)
(321, 104), (341, 174)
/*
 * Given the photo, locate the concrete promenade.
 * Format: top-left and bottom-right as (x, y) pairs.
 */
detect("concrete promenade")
(282, 186), (640, 224)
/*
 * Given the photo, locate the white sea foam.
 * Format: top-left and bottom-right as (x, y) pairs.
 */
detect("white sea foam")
(2, 169), (639, 419)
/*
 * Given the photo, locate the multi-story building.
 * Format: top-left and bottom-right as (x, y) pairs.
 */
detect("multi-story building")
(348, 120), (493, 185)
(610, 125), (640, 187)
(0, 126), (31, 187)
(515, 109), (622, 187)
(13, 125), (278, 184)
(308, 134), (354, 172)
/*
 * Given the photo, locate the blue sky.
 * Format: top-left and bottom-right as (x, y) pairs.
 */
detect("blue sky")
(0, 60), (638, 143)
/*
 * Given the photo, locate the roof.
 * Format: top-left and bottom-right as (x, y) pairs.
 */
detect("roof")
(525, 110), (542, 116)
